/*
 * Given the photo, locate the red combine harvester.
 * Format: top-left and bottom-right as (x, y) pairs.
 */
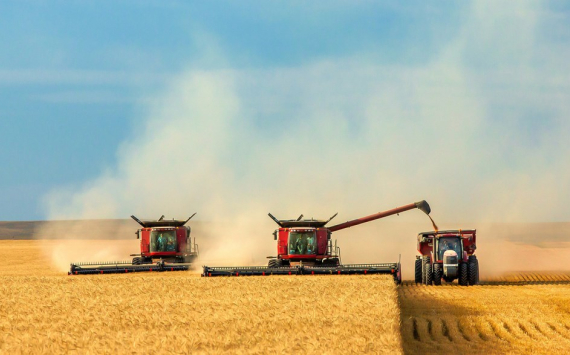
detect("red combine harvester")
(202, 201), (432, 281)
(69, 214), (199, 275)
(415, 229), (478, 286)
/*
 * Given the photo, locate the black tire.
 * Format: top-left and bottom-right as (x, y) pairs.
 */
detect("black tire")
(268, 259), (278, 268)
(132, 257), (141, 265)
(414, 258), (422, 284)
(469, 255), (479, 285)
(323, 258), (339, 266)
(422, 256), (430, 284)
(433, 263), (443, 285)
(424, 262), (433, 285)
(459, 262), (469, 286)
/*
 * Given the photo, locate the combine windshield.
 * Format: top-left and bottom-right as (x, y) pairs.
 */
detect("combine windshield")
(150, 230), (177, 252)
(288, 231), (316, 255)
(438, 237), (462, 261)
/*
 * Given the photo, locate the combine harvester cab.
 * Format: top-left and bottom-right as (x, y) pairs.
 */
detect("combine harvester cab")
(203, 200), (433, 283)
(69, 214), (199, 275)
(415, 229), (478, 286)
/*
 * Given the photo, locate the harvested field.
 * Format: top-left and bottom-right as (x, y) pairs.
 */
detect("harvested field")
(399, 280), (570, 354)
(0, 241), (402, 354)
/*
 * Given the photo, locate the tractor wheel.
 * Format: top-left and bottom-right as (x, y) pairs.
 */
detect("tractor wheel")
(459, 262), (469, 286)
(424, 262), (433, 285)
(422, 256), (430, 284)
(414, 258), (422, 284)
(469, 255), (479, 285)
(268, 259), (278, 268)
(433, 263), (443, 285)
(132, 257), (141, 265)
(323, 258), (339, 266)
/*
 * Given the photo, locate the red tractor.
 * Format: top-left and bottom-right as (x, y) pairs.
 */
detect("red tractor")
(203, 200), (432, 281)
(415, 229), (479, 286)
(69, 214), (199, 275)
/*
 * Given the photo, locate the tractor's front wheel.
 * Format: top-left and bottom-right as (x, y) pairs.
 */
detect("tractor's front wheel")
(414, 258), (422, 284)
(468, 255), (479, 285)
(424, 262), (433, 285)
(459, 263), (469, 286)
(132, 257), (142, 265)
(433, 263), (443, 285)
(422, 256), (430, 284)
(268, 259), (278, 268)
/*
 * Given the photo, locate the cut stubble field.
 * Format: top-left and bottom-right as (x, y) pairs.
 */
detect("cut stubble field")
(2, 240), (570, 354)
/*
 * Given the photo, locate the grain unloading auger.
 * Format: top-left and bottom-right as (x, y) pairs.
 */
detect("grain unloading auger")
(69, 214), (199, 275)
(202, 201), (432, 282)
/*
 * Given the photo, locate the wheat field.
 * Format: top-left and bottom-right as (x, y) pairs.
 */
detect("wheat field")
(3, 240), (570, 354)
(0, 241), (402, 354)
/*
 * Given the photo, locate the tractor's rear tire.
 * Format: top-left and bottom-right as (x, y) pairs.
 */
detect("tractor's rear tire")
(459, 262), (469, 286)
(469, 255), (479, 285)
(433, 263), (443, 285)
(414, 258), (422, 284)
(132, 257), (142, 265)
(424, 262), (433, 285)
(422, 256), (430, 284)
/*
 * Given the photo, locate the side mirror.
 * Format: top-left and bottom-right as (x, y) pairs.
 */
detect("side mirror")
(273, 230), (277, 240)
(135, 230), (140, 239)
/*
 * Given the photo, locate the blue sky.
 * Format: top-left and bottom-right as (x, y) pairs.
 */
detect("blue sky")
(1, 1), (570, 222)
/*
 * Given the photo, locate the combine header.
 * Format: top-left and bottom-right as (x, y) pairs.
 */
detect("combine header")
(69, 214), (199, 275)
(203, 201), (432, 282)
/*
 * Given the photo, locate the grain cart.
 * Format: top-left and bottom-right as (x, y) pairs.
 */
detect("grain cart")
(414, 229), (478, 286)
(203, 200), (432, 282)
(69, 214), (199, 275)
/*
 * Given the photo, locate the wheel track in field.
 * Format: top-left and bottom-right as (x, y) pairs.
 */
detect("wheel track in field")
(399, 272), (570, 354)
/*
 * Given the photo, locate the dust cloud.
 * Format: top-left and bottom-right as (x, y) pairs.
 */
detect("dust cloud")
(33, 220), (138, 272)
(36, 1), (570, 275)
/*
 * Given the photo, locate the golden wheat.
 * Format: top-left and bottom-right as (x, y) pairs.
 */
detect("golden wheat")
(0, 241), (402, 354)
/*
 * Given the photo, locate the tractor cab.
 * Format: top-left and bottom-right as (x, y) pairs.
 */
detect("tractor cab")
(436, 236), (462, 261)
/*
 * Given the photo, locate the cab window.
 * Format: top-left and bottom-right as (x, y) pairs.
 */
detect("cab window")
(288, 231), (316, 255)
(150, 230), (177, 252)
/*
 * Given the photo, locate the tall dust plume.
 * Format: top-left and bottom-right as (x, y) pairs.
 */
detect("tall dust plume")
(36, 1), (570, 275)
